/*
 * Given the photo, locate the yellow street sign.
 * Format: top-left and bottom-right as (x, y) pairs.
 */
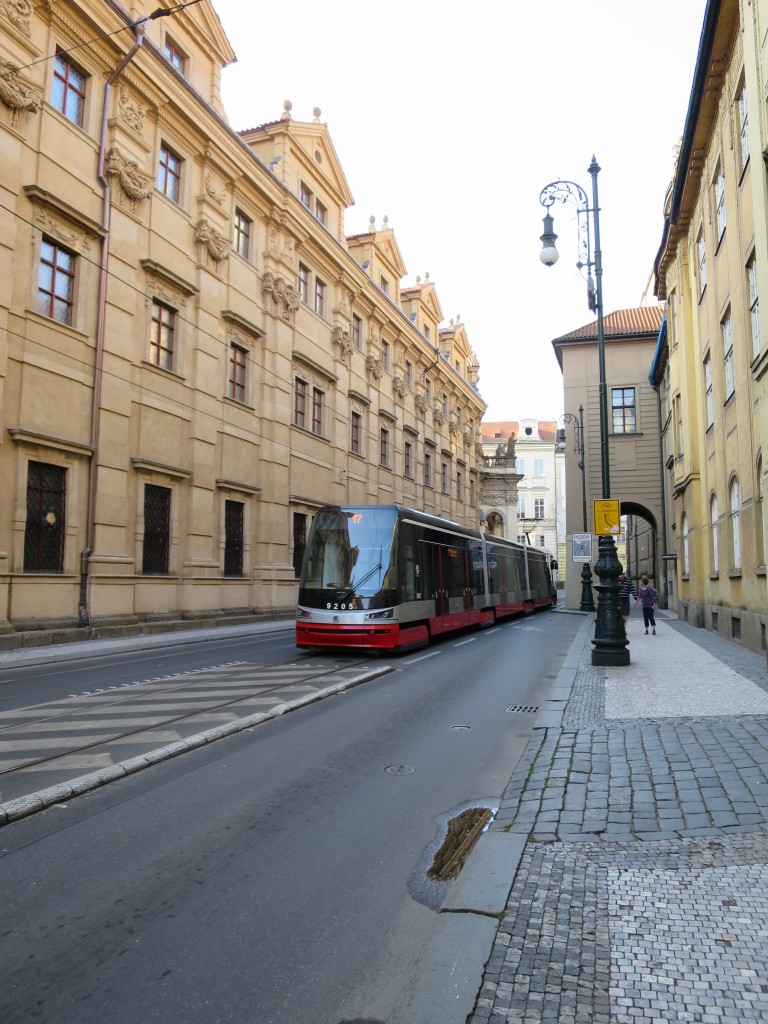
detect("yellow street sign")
(593, 499), (621, 536)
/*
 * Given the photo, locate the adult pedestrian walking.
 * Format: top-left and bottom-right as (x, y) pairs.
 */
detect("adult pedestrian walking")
(638, 575), (658, 635)
(618, 572), (638, 627)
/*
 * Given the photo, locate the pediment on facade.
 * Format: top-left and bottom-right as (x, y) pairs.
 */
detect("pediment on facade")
(180, 2), (237, 68)
(286, 121), (355, 208)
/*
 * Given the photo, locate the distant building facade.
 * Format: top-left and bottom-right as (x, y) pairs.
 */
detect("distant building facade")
(552, 308), (665, 611)
(653, 0), (768, 654)
(480, 421), (562, 568)
(0, 0), (485, 634)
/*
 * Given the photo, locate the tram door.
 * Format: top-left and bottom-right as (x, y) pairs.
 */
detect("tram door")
(420, 536), (470, 634)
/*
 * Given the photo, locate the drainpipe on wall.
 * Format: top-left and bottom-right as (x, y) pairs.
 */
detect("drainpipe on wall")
(80, 20), (148, 626)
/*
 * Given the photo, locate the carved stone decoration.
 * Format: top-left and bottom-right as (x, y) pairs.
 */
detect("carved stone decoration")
(0, 0), (32, 34)
(205, 170), (225, 206)
(116, 87), (145, 135)
(332, 326), (354, 365)
(0, 60), (39, 126)
(463, 428), (474, 448)
(392, 376), (408, 400)
(195, 218), (230, 264)
(339, 289), (351, 317)
(262, 272), (300, 320)
(475, 442), (485, 461)
(365, 354), (384, 380)
(433, 406), (446, 427)
(449, 419), (459, 437)
(105, 148), (152, 212)
(414, 392), (429, 415)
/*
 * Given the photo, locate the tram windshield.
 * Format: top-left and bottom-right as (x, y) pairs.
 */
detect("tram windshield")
(301, 506), (398, 602)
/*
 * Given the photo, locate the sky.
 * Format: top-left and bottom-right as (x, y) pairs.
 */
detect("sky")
(210, 0), (707, 423)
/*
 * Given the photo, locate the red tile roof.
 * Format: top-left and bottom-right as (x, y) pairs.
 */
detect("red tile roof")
(553, 306), (663, 343)
(481, 421), (558, 444)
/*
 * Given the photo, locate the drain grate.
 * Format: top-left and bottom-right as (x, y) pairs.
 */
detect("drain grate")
(506, 704), (539, 714)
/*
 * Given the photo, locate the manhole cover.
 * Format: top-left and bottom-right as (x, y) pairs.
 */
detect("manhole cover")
(506, 704), (539, 713)
(385, 765), (415, 775)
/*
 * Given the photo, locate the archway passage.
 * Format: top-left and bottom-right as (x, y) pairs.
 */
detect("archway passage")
(619, 502), (659, 593)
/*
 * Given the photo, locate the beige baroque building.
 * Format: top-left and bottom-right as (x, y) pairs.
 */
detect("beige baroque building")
(653, 0), (768, 654)
(552, 308), (665, 611)
(0, 0), (485, 636)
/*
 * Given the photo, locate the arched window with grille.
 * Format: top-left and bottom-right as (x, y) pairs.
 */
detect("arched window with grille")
(709, 494), (719, 574)
(729, 476), (741, 570)
(756, 457), (765, 568)
(681, 513), (689, 577)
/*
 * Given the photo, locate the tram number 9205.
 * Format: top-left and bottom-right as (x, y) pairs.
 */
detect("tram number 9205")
(327, 602), (352, 610)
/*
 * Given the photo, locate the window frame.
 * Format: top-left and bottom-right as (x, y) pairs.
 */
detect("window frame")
(314, 277), (326, 318)
(298, 263), (309, 305)
(704, 354), (714, 429)
(38, 237), (76, 325)
(747, 256), (760, 361)
(52, 49), (87, 127)
(722, 308), (735, 399)
(352, 313), (362, 350)
(737, 83), (750, 174)
(710, 494), (719, 574)
(149, 299), (176, 371)
(380, 425), (390, 468)
(424, 449), (433, 488)
(233, 208), (252, 260)
(730, 476), (742, 570)
(223, 499), (245, 577)
(311, 386), (324, 436)
(163, 36), (188, 74)
(294, 377), (307, 429)
(697, 230), (707, 296)
(350, 411), (362, 455)
(158, 142), (183, 204)
(24, 461), (67, 573)
(404, 439), (413, 478)
(142, 483), (172, 576)
(714, 163), (726, 242)
(611, 386), (637, 434)
(227, 342), (247, 404)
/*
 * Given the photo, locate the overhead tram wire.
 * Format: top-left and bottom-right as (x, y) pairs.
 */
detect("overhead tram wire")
(0, 0), (205, 80)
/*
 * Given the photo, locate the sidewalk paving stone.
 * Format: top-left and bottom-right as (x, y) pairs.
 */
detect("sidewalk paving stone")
(469, 612), (768, 1022)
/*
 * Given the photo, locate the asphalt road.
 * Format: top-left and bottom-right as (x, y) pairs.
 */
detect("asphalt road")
(0, 613), (581, 1024)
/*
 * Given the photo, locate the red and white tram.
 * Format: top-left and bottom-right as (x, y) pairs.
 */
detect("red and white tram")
(296, 504), (557, 652)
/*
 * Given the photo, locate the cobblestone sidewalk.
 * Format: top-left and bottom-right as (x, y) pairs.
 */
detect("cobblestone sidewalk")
(469, 614), (768, 1023)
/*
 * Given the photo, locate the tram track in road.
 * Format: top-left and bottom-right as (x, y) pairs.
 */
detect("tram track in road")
(0, 651), (376, 786)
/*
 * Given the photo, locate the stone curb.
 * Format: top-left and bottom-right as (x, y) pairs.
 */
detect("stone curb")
(533, 614), (594, 730)
(0, 664), (394, 828)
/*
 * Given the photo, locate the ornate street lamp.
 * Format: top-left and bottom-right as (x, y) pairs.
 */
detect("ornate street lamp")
(556, 406), (595, 612)
(539, 157), (629, 666)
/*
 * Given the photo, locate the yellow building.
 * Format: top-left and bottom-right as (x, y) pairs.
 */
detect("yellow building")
(552, 308), (665, 611)
(653, 0), (768, 653)
(0, 0), (485, 638)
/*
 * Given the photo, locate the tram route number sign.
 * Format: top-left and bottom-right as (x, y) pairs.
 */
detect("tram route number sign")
(593, 499), (621, 536)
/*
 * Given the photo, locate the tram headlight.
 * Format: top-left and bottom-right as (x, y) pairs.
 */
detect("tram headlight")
(364, 608), (394, 621)
(296, 608), (311, 619)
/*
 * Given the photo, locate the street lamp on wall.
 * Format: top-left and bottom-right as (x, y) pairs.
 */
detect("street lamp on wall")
(539, 157), (629, 666)
(557, 406), (595, 612)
